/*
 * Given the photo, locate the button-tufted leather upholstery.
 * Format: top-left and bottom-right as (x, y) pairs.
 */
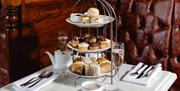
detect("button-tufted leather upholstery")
(107, 0), (179, 90)
(116, 0), (173, 68)
(170, 0), (180, 90)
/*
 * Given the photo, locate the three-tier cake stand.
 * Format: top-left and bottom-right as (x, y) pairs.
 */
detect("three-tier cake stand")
(66, 0), (118, 86)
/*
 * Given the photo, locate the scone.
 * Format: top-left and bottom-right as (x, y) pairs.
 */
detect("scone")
(99, 61), (112, 73)
(89, 43), (99, 50)
(97, 58), (112, 73)
(90, 15), (104, 23)
(70, 61), (85, 75)
(86, 7), (99, 17)
(96, 58), (108, 64)
(78, 42), (89, 50)
(81, 16), (91, 23)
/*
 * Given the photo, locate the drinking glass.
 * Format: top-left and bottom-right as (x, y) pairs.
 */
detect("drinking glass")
(112, 42), (125, 82)
(112, 42), (125, 68)
(103, 42), (125, 91)
(58, 32), (68, 53)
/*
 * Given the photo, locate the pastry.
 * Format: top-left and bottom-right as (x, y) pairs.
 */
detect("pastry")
(98, 36), (107, 49)
(96, 58), (108, 64)
(86, 7), (99, 17)
(78, 42), (89, 50)
(90, 15), (104, 23)
(70, 61), (85, 75)
(105, 38), (111, 47)
(99, 41), (107, 49)
(81, 16), (91, 23)
(89, 43), (99, 50)
(85, 64), (94, 76)
(85, 38), (90, 43)
(79, 37), (86, 43)
(83, 33), (91, 43)
(97, 58), (112, 73)
(92, 64), (101, 76)
(89, 36), (97, 43)
(73, 57), (84, 63)
(99, 60), (112, 73)
(83, 33), (91, 39)
(71, 37), (79, 48)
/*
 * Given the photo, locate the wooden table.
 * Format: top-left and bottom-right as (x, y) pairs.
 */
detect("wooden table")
(0, 64), (177, 91)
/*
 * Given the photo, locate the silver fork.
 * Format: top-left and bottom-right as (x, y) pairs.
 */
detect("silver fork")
(28, 72), (53, 88)
(144, 66), (155, 77)
(20, 71), (46, 87)
(130, 64), (145, 76)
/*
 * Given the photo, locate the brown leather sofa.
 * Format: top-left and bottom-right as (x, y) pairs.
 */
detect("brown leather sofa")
(170, 0), (180, 90)
(109, 0), (179, 90)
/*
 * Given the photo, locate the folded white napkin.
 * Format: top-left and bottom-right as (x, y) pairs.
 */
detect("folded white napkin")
(10, 71), (60, 91)
(122, 62), (162, 86)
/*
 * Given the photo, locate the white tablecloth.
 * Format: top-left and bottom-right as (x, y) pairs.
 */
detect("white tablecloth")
(0, 64), (177, 91)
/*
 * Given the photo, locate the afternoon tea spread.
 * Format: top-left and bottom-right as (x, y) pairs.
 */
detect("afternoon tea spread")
(64, 5), (116, 80)
(1, 0), (177, 91)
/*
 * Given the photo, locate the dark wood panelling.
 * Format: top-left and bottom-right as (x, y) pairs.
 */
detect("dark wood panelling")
(7, 5), (41, 82)
(0, 7), (9, 87)
(1, 0), (93, 83)
(23, 1), (91, 67)
(0, 31), (9, 87)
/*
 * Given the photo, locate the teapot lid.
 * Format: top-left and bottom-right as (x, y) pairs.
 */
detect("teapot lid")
(54, 49), (73, 55)
(54, 49), (62, 54)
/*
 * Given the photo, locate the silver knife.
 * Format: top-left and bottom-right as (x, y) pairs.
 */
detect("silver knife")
(136, 65), (150, 79)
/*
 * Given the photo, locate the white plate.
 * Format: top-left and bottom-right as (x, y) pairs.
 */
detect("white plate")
(66, 15), (115, 28)
(67, 41), (115, 53)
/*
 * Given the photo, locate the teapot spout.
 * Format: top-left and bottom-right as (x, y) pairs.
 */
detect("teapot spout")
(45, 51), (55, 65)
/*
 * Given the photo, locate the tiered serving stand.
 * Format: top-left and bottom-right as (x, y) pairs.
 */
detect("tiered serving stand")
(66, 0), (118, 86)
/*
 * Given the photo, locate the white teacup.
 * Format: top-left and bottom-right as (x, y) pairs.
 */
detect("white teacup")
(70, 13), (83, 23)
(81, 81), (103, 91)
